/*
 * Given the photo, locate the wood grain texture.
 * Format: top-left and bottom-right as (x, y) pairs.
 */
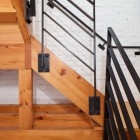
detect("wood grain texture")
(19, 69), (33, 130)
(31, 36), (105, 126)
(0, 113), (97, 130)
(0, 130), (103, 140)
(0, 104), (81, 114)
(0, 104), (99, 130)
(0, 0), (15, 12)
(12, 0), (32, 68)
(0, 45), (25, 69)
(0, 129), (138, 140)
(0, 23), (24, 44)
(0, 0), (16, 22)
(12, 0), (31, 44)
(0, 13), (16, 23)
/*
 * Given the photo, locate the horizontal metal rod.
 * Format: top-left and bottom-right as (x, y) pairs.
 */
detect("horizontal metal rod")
(43, 28), (94, 72)
(44, 12), (94, 55)
(50, 0), (94, 38)
(67, 0), (94, 21)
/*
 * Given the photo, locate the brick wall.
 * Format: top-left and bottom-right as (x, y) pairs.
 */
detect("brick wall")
(0, 0), (139, 104)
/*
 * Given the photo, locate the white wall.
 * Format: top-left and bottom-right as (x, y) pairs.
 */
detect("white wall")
(0, 0), (139, 104)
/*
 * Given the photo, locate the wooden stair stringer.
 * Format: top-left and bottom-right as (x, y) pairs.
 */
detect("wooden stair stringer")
(31, 36), (105, 126)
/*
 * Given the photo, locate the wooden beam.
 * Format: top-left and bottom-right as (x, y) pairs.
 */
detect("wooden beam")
(12, 0), (31, 44)
(19, 69), (33, 130)
(0, 104), (81, 114)
(0, 130), (103, 140)
(31, 36), (105, 126)
(0, 113), (97, 130)
(12, 0), (32, 68)
(0, 45), (25, 69)
(0, 129), (139, 140)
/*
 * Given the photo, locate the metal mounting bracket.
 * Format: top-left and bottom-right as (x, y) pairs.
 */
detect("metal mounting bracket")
(135, 51), (140, 55)
(38, 54), (50, 72)
(47, 1), (55, 9)
(98, 43), (106, 50)
(25, 0), (36, 24)
(89, 96), (100, 115)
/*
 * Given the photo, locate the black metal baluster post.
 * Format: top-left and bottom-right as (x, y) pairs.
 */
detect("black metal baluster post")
(38, 0), (50, 72)
(93, 0), (97, 109)
(103, 29), (112, 140)
(89, 0), (100, 115)
(42, 0), (44, 67)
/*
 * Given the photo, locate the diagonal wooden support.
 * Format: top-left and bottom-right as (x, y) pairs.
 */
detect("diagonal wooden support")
(31, 36), (105, 126)
(19, 69), (33, 130)
(11, 0), (31, 44)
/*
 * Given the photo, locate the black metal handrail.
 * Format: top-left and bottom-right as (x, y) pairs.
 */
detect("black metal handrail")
(48, 0), (107, 47)
(48, 0), (94, 38)
(103, 27), (140, 140)
(67, 0), (94, 21)
(48, 1), (140, 50)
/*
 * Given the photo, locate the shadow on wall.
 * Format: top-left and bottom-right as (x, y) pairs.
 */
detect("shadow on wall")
(33, 71), (71, 104)
(0, 70), (18, 104)
(0, 70), (71, 104)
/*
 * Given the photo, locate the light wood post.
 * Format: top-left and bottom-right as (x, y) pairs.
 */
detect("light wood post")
(19, 69), (33, 130)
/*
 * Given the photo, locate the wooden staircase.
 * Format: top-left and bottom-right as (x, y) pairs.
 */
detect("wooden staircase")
(0, 0), (105, 137)
(0, 0), (139, 139)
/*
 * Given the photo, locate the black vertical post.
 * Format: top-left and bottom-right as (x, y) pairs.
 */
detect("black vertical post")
(41, 0), (44, 66)
(93, 0), (96, 98)
(38, 0), (50, 73)
(89, 0), (100, 115)
(103, 28), (112, 140)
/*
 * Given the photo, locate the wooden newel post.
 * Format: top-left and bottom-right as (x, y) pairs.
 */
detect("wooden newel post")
(19, 69), (33, 130)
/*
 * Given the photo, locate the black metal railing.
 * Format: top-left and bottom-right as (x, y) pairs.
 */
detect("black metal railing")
(40, 0), (101, 114)
(103, 27), (140, 140)
(24, 0), (140, 116)
(47, 0), (107, 49)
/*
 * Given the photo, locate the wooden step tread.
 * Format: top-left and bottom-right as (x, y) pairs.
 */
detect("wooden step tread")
(0, 104), (82, 114)
(0, 130), (104, 140)
(0, 12), (17, 23)
(0, 0), (17, 23)
(0, 0), (15, 13)
(0, 113), (96, 130)
(0, 104), (99, 130)
(0, 23), (24, 44)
